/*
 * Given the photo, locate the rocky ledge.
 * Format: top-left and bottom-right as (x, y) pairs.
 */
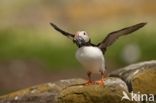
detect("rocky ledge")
(0, 60), (156, 103)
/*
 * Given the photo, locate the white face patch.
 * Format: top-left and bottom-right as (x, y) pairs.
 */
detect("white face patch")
(77, 31), (90, 42)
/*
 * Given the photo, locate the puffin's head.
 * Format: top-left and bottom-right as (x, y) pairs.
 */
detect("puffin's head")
(73, 31), (90, 47)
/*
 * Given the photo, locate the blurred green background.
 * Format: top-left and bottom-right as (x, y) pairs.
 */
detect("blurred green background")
(0, 0), (156, 95)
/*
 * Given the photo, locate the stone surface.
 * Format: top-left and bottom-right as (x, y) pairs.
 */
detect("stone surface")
(110, 60), (156, 94)
(0, 78), (86, 103)
(0, 78), (130, 103)
(57, 77), (129, 103)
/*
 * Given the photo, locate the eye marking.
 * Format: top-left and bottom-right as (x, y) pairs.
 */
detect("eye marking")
(83, 32), (86, 35)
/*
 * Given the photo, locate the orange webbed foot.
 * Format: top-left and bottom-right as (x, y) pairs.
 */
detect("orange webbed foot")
(85, 80), (94, 85)
(95, 79), (105, 86)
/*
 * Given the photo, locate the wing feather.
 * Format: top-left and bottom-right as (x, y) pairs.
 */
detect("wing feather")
(50, 23), (74, 39)
(98, 22), (147, 54)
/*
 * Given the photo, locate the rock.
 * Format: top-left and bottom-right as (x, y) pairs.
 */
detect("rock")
(57, 77), (129, 103)
(0, 78), (86, 103)
(0, 78), (130, 103)
(110, 60), (156, 94)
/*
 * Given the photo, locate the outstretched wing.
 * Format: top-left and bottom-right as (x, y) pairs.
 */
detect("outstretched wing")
(98, 22), (147, 54)
(50, 22), (75, 40)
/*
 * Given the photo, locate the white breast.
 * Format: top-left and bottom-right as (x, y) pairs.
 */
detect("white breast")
(76, 46), (105, 73)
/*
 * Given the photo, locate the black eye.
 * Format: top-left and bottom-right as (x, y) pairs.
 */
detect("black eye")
(83, 32), (86, 35)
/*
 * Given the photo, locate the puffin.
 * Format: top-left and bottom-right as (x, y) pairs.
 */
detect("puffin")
(50, 22), (146, 85)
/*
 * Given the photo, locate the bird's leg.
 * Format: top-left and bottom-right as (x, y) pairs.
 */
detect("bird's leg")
(85, 72), (93, 85)
(96, 70), (107, 86)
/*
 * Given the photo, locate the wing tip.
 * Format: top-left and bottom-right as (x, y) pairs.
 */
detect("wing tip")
(49, 22), (56, 28)
(138, 22), (147, 27)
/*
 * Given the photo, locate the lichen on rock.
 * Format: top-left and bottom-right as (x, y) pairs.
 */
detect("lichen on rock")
(57, 77), (129, 103)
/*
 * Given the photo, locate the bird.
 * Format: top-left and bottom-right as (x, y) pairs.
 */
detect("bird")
(50, 22), (146, 85)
